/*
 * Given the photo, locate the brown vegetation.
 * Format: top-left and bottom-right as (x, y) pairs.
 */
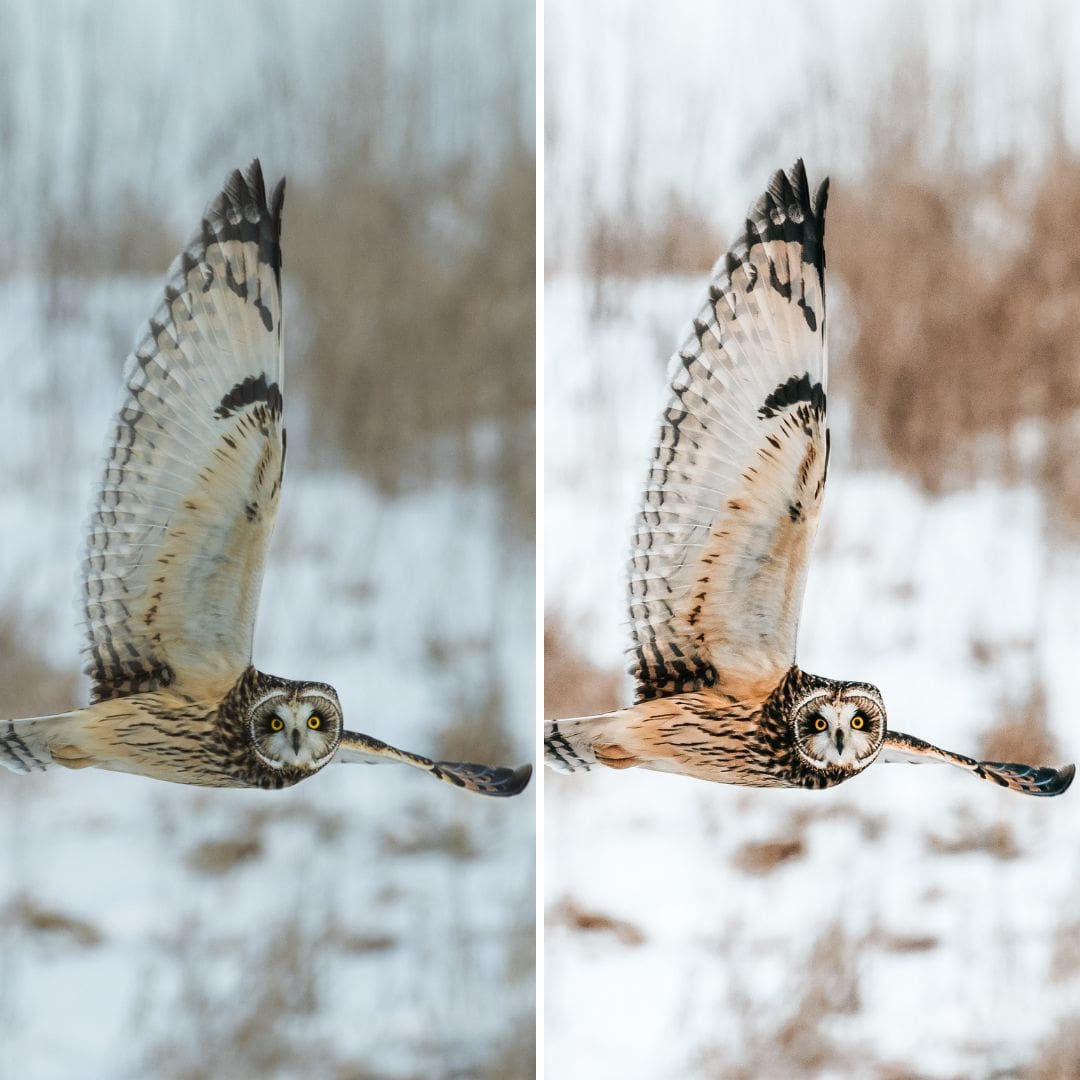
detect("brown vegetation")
(4, 897), (103, 947)
(979, 683), (1059, 768)
(572, 77), (1080, 535)
(544, 621), (622, 720)
(926, 813), (1020, 860)
(0, 615), (80, 721)
(697, 921), (862, 1078)
(732, 837), (806, 875)
(288, 143), (535, 516)
(1024, 1015), (1080, 1079)
(186, 837), (263, 877)
(548, 896), (645, 946)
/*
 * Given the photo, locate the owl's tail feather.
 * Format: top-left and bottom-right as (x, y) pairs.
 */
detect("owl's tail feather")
(545, 714), (622, 773)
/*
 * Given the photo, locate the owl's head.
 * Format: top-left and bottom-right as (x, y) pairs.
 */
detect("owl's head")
(248, 684), (342, 773)
(791, 682), (886, 775)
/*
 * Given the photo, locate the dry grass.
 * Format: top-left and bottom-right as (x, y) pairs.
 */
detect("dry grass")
(979, 683), (1060, 767)
(926, 812), (1020, 861)
(569, 44), (1080, 531)
(472, 1010), (536, 1080)
(186, 836), (263, 877)
(543, 620), (622, 721)
(697, 921), (862, 1078)
(0, 612), (80, 720)
(547, 897), (646, 947)
(731, 837), (806, 875)
(828, 149), (1080, 517)
(288, 143), (535, 519)
(430, 639), (521, 772)
(378, 804), (479, 860)
(12, 5), (535, 522)
(874, 931), (939, 955)
(140, 908), (394, 1080)
(1023, 1015), (1080, 1079)
(1051, 922), (1080, 984)
(4, 896), (103, 947)
(582, 189), (723, 279)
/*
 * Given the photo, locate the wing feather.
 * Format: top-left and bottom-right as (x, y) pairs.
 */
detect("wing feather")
(335, 731), (532, 798)
(82, 161), (286, 702)
(628, 160), (830, 702)
(882, 730), (1074, 797)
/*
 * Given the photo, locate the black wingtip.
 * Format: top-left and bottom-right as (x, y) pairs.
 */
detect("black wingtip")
(1047, 762), (1075, 795)
(495, 762), (533, 797)
(982, 760), (1075, 797)
(434, 759), (533, 797)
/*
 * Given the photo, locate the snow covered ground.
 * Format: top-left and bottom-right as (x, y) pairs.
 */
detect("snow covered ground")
(0, 277), (534, 1079)
(544, 273), (1080, 1078)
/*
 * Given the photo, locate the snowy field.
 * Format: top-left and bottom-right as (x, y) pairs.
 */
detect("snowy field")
(544, 274), (1080, 1078)
(0, 277), (535, 1079)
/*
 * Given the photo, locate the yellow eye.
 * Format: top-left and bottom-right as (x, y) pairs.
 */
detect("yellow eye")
(851, 713), (866, 730)
(308, 714), (321, 730)
(270, 717), (284, 732)
(813, 716), (827, 732)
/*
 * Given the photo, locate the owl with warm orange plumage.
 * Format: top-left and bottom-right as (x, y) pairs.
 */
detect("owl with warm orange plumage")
(546, 160), (1071, 798)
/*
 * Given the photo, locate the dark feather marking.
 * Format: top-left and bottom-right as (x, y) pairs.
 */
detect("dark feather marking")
(757, 373), (826, 421)
(214, 374), (283, 420)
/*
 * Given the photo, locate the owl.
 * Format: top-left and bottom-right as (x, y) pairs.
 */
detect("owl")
(545, 160), (1072, 798)
(0, 161), (530, 797)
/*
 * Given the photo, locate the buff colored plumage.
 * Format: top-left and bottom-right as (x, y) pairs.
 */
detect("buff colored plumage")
(2, 162), (530, 798)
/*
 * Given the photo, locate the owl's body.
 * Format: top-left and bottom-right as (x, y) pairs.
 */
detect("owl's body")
(547, 670), (882, 791)
(2, 162), (530, 799)
(4, 669), (331, 790)
(546, 161), (1072, 799)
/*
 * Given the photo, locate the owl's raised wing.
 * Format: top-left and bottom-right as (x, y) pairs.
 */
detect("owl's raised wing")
(881, 730), (1074, 797)
(335, 731), (533, 797)
(629, 160), (830, 703)
(82, 161), (286, 703)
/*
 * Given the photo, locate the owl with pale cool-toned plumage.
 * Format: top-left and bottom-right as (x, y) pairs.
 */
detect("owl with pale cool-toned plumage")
(0, 161), (530, 797)
(546, 160), (1072, 798)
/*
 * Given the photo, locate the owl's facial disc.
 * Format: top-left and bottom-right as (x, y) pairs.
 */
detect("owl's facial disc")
(793, 685), (885, 772)
(249, 688), (342, 771)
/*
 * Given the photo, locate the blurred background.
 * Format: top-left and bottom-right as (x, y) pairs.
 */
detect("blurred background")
(0, 2), (534, 1077)
(545, 1), (1080, 1077)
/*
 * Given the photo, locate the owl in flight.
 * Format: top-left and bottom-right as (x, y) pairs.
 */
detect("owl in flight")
(546, 160), (1072, 797)
(0, 161), (530, 797)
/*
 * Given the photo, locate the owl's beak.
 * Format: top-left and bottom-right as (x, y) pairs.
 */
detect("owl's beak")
(835, 729), (844, 754)
(291, 729), (301, 754)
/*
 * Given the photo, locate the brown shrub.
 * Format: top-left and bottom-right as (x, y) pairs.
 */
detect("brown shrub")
(979, 683), (1059, 768)
(544, 620), (622, 720)
(732, 837), (806, 875)
(926, 815), (1020, 861)
(548, 897), (645, 946)
(288, 142), (535, 518)
(0, 612), (81, 720)
(186, 837), (263, 877)
(6, 897), (103, 947)
(1024, 1014), (1080, 1079)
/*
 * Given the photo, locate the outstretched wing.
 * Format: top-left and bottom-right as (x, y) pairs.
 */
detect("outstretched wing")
(882, 730), (1074, 797)
(629, 160), (830, 703)
(335, 731), (533, 797)
(0, 715), (74, 773)
(82, 161), (286, 703)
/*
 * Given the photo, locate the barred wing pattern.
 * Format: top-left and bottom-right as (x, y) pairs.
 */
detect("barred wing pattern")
(881, 731), (1075, 797)
(335, 732), (533, 797)
(629, 161), (830, 703)
(83, 162), (286, 703)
